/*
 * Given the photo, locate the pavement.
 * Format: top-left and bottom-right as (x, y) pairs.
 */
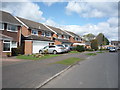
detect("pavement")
(2, 52), (90, 88)
(42, 52), (118, 88)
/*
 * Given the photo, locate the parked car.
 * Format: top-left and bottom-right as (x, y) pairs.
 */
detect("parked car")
(109, 47), (117, 52)
(63, 44), (71, 52)
(39, 45), (65, 54)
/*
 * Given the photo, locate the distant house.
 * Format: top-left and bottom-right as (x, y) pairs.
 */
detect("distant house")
(44, 25), (72, 45)
(65, 31), (85, 46)
(16, 17), (54, 54)
(111, 41), (120, 49)
(0, 11), (21, 57)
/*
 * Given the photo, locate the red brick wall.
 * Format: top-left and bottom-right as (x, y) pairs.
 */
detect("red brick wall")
(54, 40), (62, 45)
(21, 26), (31, 36)
(24, 40), (32, 55)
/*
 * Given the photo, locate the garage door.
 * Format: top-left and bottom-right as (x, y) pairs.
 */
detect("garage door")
(33, 41), (51, 54)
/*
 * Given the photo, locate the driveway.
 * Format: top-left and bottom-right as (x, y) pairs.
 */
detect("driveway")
(2, 52), (90, 88)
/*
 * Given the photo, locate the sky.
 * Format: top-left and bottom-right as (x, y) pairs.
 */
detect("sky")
(1, 0), (119, 41)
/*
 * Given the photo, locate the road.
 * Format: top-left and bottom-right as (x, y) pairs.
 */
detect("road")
(43, 52), (118, 88)
(2, 53), (88, 88)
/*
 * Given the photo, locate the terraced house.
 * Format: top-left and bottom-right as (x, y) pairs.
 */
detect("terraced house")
(16, 17), (55, 54)
(0, 11), (21, 57)
(0, 11), (85, 56)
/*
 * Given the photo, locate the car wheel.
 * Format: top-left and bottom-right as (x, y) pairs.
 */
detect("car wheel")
(53, 50), (57, 54)
(39, 50), (42, 54)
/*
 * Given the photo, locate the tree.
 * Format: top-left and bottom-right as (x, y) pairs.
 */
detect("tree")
(76, 45), (85, 52)
(91, 39), (98, 51)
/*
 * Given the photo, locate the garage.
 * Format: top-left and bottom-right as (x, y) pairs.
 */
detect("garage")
(33, 41), (53, 54)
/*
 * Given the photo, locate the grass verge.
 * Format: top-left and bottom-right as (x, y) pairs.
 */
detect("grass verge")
(97, 51), (104, 53)
(54, 57), (81, 65)
(16, 54), (60, 60)
(86, 53), (97, 56)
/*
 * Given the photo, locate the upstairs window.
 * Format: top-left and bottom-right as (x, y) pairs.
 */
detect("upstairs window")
(64, 35), (69, 40)
(7, 24), (18, 32)
(46, 32), (51, 37)
(0, 22), (4, 30)
(32, 29), (38, 35)
(41, 31), (45, 36)
(58, 34), (62, 39)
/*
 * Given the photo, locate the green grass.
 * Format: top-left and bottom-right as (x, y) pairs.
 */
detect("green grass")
(86, 53), (97, 56)
(97, 51), (104, 53)
(69, 51), (80, 53)
(16, 54), (60, 60)
(54, 57), (81, 65)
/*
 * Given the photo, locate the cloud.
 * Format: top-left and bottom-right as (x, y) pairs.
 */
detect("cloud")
(66, 2), (118, 18)
(60, 17), (118, 41)
(1, 1), (45, 22)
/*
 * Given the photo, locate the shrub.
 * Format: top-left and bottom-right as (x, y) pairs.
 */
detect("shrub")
(76, 45), (85, 52)
(12, 46), (23, 56)
(91, 39), (98, 51)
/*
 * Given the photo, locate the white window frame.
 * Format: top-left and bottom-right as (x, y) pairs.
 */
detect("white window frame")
(0, 22), (4, 30)
(3, 40), (11, 52)
(41, 31), (45, 37)
(31, 29), (38, 35)
(11, 41), (17, 48)
(7, 24), (18, 32)
(46, 32), (51, 37)
(58, 34), (62, 39)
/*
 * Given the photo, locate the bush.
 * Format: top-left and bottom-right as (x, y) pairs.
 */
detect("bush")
(91, 39), (98, 51)
(76, 45), (85, 52)
(12, 46), (23, 56)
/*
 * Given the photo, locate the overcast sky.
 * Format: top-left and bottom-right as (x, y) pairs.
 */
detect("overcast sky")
(1, 0), (119, 41)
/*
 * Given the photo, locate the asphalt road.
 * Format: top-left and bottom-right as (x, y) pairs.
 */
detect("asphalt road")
(43, 52), (118, 88)
(2, 53), (88, 88)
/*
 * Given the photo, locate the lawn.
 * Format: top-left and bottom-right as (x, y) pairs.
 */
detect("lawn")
(69, 51), (80, 53)
(16, 54), (60, 60)
(54, 57), (81, 65)
(86, 53), (97, 56)
(96, 51), (104, 53)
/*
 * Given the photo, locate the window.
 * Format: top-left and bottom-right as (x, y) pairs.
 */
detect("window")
(7, 24), (18, 32)
(46, 32), (51, 37)
(0, 22), (4, 30)
(49, 46), (55, 48)
(32, 29), (38, 35)
(64, 35), (69, 40)
(58, 35), (62, 39)
(3, 40), (11, 52)
(11, 41), (17, 48)
(41, 31), (45, 36)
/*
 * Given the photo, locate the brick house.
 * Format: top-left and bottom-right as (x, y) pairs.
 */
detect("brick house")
(65, 31), (85, 46)
(16, 17), (55, 54)
(111, 41), (120, 49)
(44, 25), (72, 45)
(0, 11), (21, 57)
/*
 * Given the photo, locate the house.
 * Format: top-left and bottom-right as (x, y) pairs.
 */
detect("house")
(65, 31), (85, 46)
(111, 41), (120, 49)
(44, 25), (72, 46)
(0, 11), (21, 57)
(16, 17), (55, 54)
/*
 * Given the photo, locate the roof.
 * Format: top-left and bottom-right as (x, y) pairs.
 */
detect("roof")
(24, 35), (54, 42)
(65, 31), (80, 37)
(0, 11), (21, 25)
(0, 34), (13, 40)
(47, 25), (69, 36)
(55, 38), (72, 43)
(17, 17), (53, 32)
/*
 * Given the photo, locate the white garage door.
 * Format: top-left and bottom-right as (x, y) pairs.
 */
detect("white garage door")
(33, 41), (51, 54)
